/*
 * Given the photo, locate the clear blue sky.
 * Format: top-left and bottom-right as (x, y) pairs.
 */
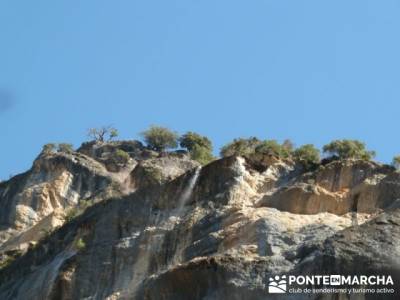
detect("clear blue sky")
(1, 1), (400, 179)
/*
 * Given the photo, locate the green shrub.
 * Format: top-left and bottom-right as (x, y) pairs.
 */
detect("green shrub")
(190, 144), (215, 165)
(392, 155), (400, 169)
(323, 139), (375, 160)
(180, 132), (212, 151)
(282, 139), (295, 153)
(114, 149), (130, 164)
(220, 137), (261, 157)
(41, 143), (74, 155)
(63, 207), (78, 223)
(180, 132), (214, 165)
(58, 143), (74, 153)
(63, 201), (95, 224)
(0, 255), (16, 270)
(0, 249), (22, 270)
(293, 144), (320, 168)
(254, 140), (292, 158)
(75, 238), (86, 250)
(140, 125), (179, 152)
(42, 143), (56, 154)
(109, 128), (119, 140)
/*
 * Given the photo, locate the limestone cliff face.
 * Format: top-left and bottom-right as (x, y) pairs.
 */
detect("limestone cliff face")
(0, 147), (399, 300)
(0, 151), (112, 251)
(0, 142), (196, 261)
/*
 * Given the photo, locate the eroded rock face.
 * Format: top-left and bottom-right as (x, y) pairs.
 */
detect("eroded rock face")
(0, 144), (197, 265)
(258, 159), (395, 215)
(128, 154), (200, 191)
(139, 207), (400, 300)
(294, 208), (400, 299)
(0, 154), (399, 300)
(313, 160), (385, 192)
(0, 152), (112, 246)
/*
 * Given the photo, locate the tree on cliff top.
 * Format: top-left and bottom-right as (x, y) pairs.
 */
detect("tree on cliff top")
(42, 143), (56, 154)
(57, 143), (74, 153)
(392, 155), (400, 169)
(293, 144), (320, 168)
(179, 131), (212, 152)
(180, 131), (214, 165)
(41, 143), (74, 155)
(323, 139), (375, 160)
(141, 125), (179, 152)
(254, 140), (292, 158)
(87, 126), (118, 142)
(220, 137), (261, 157)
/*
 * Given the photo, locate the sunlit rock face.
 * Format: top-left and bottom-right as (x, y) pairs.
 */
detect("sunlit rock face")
(0, 143), (196, 264)
(0, 151), (399, 300)
(0, 151), (113, 250)
(258, 160), (395, 215)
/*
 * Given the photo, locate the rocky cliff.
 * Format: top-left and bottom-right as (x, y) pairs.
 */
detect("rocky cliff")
(0, 142), (399, 299)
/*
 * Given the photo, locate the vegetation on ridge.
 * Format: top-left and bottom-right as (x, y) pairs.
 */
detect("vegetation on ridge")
(322, 139), (375, 161)
(140, 125), (179, 152)
(219, 137), (378, 168)
(36, 124), (400, 170)
(254, 140), (292, 158)
(392, 155), (400, 169)
(293, 144), (321, 169)
(112, 149), (130, 165)
(179, 131), (214, 165)
(87, 126), (119, 142)
(220, 137), (261, 157)
(41, 143), (74, 154)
